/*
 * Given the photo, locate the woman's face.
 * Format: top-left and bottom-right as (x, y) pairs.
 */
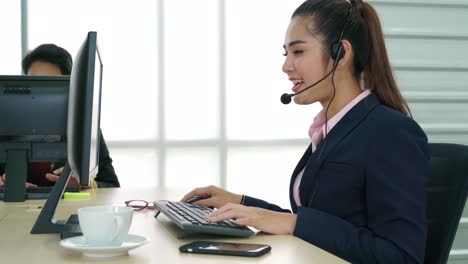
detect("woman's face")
(282, 16), (333, 105)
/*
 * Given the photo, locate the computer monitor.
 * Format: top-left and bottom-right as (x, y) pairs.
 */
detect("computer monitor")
(0, 75), (69, 202)
(31, 31), (102, 235)
(67, 31), (102, 187)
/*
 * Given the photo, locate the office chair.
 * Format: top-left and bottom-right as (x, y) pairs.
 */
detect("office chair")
(425, 143), (468, 264)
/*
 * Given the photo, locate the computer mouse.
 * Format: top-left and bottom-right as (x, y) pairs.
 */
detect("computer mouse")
(186, 196), (206, 204)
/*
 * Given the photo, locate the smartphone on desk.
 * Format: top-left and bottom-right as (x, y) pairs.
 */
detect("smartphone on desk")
(179, 241), (271, 257)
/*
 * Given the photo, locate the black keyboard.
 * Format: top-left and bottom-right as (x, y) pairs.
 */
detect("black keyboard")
(154, 200), (254, 238)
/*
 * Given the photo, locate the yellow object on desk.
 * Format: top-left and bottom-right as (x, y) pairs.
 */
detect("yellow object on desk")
(63, 192), (90, 200)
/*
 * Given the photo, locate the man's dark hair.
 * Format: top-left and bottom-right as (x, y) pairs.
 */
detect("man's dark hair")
(22, 44), (73, 75)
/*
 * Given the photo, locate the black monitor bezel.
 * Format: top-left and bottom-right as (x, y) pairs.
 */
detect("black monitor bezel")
(67, 31), (101, 186)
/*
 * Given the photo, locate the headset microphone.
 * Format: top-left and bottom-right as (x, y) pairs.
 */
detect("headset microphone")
(280, 68), (335, 104)
(280, 93), (293, 104)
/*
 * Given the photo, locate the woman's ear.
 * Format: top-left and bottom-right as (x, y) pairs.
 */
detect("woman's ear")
(336, 39), (353, 70)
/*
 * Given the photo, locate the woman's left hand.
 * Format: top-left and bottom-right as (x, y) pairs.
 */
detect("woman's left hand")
(207, 203), (297, 235)
(45, 167), (80, 186)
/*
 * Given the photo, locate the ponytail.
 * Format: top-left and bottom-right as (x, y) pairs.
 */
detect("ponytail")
(359, 2), (411, 116)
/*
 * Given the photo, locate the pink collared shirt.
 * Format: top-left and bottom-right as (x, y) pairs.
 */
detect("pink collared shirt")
(293, 90), (372, 207)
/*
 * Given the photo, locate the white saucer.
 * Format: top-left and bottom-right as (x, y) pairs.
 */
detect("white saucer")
(60, 234), (149, 258)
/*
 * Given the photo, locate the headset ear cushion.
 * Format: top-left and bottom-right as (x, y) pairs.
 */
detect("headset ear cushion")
(331, 42), (345, 61)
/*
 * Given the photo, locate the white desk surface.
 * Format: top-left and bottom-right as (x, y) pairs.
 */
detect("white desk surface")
(0, 188), (348, 264)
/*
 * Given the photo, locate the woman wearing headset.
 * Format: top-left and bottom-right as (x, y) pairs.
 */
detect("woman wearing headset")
(182, 0), (429, 263)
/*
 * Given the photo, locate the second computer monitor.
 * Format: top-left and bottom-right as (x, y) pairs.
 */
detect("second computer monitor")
(68, 31), (102, 186)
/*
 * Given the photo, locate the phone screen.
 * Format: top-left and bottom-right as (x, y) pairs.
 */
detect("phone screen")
(180, 241), (271, 257)
(201, 242), (267, 252)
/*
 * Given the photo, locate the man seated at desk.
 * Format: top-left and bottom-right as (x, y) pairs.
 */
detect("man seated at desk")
(0, 44), (119, 188)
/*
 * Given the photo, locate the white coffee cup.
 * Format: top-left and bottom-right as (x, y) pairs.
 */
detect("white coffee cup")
(78, 206), (133, 247)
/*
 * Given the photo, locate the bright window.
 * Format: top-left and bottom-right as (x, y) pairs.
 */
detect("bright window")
(28, 0), (159, 141)
(0, 1), (22, 74)
(25, 1), (315, 207)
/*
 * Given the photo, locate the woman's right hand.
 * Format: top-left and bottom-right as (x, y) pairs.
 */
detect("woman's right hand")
(181, 185), (243, 209)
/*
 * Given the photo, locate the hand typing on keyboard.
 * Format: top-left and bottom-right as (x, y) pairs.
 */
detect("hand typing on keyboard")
(45, 167), (80, 187)
(181, 185), (298, 236)
(181, 185), (243, 209)
(207, 203), (298, 235)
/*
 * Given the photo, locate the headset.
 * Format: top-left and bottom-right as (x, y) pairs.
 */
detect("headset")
(331, 0), (355, 64)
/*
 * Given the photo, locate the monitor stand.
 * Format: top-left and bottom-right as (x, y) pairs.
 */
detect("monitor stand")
(4, 149), (28, 202)
(30, 162), (82, 238)
(60, 214), (82, 239)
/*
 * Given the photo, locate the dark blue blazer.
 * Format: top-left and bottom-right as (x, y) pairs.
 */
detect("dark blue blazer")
(244, 94), (429, 263)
